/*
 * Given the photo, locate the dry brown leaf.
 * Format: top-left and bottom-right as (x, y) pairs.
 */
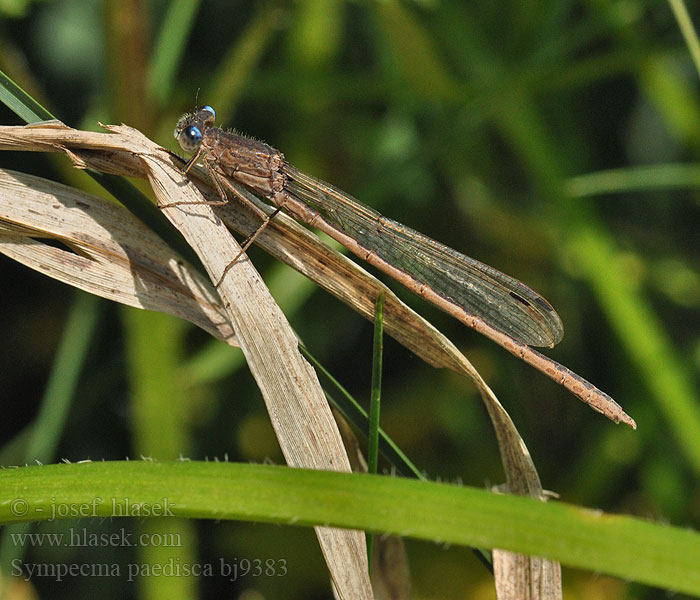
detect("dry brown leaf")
(0, 168), (235, 345)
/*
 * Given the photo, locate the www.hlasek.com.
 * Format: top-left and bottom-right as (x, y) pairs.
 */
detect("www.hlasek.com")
(11, 528), (181, 548)
(12, 557), (289, 582)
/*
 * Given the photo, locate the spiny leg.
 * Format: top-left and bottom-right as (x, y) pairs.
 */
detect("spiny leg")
(161, 151), (230, 208)
(163, 151), (283, 285)
(215, 175), (283, 286)
(200, 157), (230, 206)
(183, 147), (203, 174)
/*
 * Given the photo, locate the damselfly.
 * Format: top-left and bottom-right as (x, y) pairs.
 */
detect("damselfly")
(172, 105), (634, 428)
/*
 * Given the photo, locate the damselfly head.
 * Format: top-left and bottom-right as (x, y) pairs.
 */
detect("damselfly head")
(174, 105), (216, 153)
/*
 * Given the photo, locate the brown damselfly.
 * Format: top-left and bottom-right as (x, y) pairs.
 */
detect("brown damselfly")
(172, 105), (634, 428)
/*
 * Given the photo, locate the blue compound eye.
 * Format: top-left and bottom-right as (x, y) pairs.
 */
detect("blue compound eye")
(201, 105), (215, 119)
(179, 125), (203, 152)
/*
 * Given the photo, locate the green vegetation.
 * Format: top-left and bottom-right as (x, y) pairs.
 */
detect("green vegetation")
(1, 1), (699, 597)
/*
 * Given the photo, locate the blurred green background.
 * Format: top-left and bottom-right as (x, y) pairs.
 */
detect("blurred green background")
(1, 0), (699, 598)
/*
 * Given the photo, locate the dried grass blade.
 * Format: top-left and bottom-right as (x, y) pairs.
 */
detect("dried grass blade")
(0, 168), (235, 344)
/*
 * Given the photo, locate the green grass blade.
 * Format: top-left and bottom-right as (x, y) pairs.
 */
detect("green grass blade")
(568, 226), (700, 474)
(0, 292), (100, 592)
(299, 343), (424, 480)
(567, 163), (700, 196)
(0, 69), (55, 122)
(1, 461), (699, 595)
(146, 0), (201, 106)
(368, 292), (383, 477)
(371, 2), (456, 99)
(122, 308), (196, 600)
(367, 292), (384, 567)
(207, 3), (284, 112)
(23, 293), (100, 462)
(669, 0), (700, 80)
